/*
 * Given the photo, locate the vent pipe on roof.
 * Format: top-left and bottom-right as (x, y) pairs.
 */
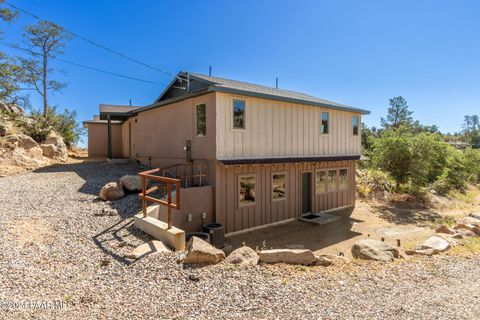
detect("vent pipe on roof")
(275, 77), (278, 89)
(209, 66), (212, 76)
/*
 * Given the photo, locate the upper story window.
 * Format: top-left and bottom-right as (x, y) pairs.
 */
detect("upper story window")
(233, 99), (246, 129)
(196, 103), (206, 136)
(352, 116), (359, 136)
(321, 112), (329, 134)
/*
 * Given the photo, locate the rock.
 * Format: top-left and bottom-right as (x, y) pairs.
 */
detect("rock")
(316, 254), (351, 265)
(188, 274), (200, 282)
(405, 249), (439, 256)
(259, 249), (317, 265)
(120, 175), (142, 192)
(99, 182), (124, 201)
(351, 239), (397, 262)
(126, 240), (171, 259)
(285, 244), (305, 249)
(184, 236), (225, 265)
(117, 240), (127, 248)
(100, 258), (111, 266)
(0, 124), (6, 137)
(225, 246), (258, 266)
(4, 134), (39, 150)
(469, 213), (480, 221)
(40, 144), (57, 158)
(45, 136), (68, 160)
(453, 229), (476, 238)
(455, 223), (480, 236)
(311, 256), (333, 266)
(436, 225), (456, 235)
(419, 235), (451, 252)
(26, 146), (44, 159)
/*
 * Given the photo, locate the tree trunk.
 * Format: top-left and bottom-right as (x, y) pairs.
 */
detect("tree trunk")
(42, 52), (47, 114)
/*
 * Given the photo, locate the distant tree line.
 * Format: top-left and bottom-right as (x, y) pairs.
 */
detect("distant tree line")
(361, 96), (480, 197)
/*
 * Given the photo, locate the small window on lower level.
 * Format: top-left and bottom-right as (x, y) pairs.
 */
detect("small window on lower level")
(339, 169), (348, 191)
(328, 170), (337, 192)
(315, 170), (327, 194)
(239, 175), (256, 205)
(272, 173), (286, 200)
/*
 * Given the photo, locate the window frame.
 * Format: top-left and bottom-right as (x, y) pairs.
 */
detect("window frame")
(238, 173), (256, 207)
(321, 111), (329, 135)
(271, 171), (287, 202)
(195, 103), (207, 137)
(338, 168), (349, 191)
(232, 98), (247, 131)
(352, 115), (359, 136)
(314, 169), (328, 195)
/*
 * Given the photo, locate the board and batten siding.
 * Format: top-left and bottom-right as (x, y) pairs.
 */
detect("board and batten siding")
(215, 92), (362, 159)
(215, 160), (356, 234)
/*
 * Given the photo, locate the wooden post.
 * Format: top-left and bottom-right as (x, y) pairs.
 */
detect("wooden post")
(142, 176), (147, 217)
(167, 183), (172, 229)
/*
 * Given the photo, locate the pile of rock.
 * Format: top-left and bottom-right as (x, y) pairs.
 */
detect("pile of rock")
(436, 217), (480, 238)
(99, 175), (142, 201)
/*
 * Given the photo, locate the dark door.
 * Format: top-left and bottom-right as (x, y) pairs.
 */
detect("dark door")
(301, 172), (312, 214)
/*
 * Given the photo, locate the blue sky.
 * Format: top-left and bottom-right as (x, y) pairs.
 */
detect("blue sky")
(2, 0), (480, 145)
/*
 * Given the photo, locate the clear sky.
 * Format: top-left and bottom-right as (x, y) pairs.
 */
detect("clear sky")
(2, 0), (480, 145)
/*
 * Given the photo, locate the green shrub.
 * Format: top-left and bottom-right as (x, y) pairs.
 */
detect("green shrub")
(16, 108), (55, 143)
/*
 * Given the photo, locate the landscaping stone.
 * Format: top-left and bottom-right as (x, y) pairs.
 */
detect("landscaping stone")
(455, 223), (480, 236)
(311, 256), (333, 266)
(436, 225), (456, 235)
(259, 249), (317, 265)
(45, 136), (68, 160)
(405, 249), (439, 256)
(99, 182), (124, 201)
(225, 246), (258, 266)
(420, 235), (451, 252)
(127, 240), (171, 259)
(120, 175), (142, 192)
(184, 236), (225, 265)
(316, 254), (351, 265)
(351, 239), (397, 262)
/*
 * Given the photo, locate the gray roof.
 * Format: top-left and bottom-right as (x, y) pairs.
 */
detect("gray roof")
(187, 73), (370, 115)
(99, 104), (141, 114)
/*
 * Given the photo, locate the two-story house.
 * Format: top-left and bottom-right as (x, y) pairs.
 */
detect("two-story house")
(84, 72), (369, 240)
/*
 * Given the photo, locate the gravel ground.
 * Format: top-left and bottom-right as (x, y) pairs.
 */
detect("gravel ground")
(0, 161), (479, 319)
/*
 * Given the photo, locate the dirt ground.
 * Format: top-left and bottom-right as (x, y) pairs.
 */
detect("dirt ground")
(226, 191), (480, 258)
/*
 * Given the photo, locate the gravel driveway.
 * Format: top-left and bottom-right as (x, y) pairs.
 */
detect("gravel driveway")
(0, 161), (479, 319)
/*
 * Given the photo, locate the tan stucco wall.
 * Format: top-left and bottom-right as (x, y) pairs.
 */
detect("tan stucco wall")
(87, 123), (123, 157)
(215, 160), (356, 234)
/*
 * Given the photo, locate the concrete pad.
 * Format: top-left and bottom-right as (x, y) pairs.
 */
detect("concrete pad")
(134, 212), (186, 251)
(298, 212), (342, 225)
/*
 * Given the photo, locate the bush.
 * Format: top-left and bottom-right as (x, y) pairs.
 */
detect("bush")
(51, 108), (85, 147)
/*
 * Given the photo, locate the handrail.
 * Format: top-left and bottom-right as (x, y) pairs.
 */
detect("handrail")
(138, 170), (181, 229)
(137, 160), (208, 229)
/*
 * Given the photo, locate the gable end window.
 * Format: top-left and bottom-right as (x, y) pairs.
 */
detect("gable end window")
(233, 99), (246, 129)
(321, 112), (329, 134)
(352, 116), (359, 136)
(196, 103), (206, 136)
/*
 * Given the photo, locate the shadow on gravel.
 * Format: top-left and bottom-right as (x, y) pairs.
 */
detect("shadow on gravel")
(374, 205), (442, 225)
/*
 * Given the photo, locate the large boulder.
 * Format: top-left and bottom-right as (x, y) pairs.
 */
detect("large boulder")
(4, 134), (39, 150)
(40, 144), (57, 158)
(26, 146), (44, 159)
(126, 240), (171, 259)
(351, 239), (397, 262)
(120, 175), (142, 192)
(225, 246), (258, 266)
(44, 136), (68, 160)
(184, 236), (225, 265)
(259, 249), (317, 265)
(419, 235), (451, 252)
(99, 181), (124, 201)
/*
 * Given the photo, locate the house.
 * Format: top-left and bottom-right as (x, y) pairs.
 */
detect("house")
(84, 72), (369, 245)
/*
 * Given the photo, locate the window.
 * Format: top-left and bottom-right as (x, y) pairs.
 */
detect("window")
(196, 104), (206, 136)
(328, 170), (337, 192)
(321, 112), (329, 134)
(315, 170), (327, 194)
(233, 99), (246, 129)
(352, 116), (359, 136)
(339, 169), (348, 191)
(239, 175), (255, 205)
(272, 173), (286, 200)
